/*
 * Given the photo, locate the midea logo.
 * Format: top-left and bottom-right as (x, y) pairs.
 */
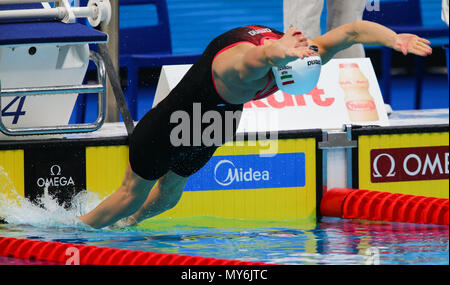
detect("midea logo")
(213, 159), (270, 186)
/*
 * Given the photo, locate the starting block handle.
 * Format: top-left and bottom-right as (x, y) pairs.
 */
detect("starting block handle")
(0, 51), (107, 136)
(0, 0), (111, 26)
(0, 0), (55, 3)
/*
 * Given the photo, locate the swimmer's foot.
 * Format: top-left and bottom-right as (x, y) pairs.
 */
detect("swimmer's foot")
(72, 216), (95, 229)
(110, 216), (138, 229)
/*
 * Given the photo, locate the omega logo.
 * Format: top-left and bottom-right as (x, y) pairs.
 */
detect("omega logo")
(372, 153), (396, 178)
(36, 164), (75, 188)
(370, 146), (449, 183)
(50, 165), (62, 176)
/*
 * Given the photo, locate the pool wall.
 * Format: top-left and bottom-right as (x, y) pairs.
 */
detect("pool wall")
(0, 130), (323, 221)
(1, 122), (448, 222)
(352, 124), (449, 198)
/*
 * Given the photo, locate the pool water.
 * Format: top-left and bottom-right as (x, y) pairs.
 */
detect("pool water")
(0, 216), (448, 265)
(0, 170), (448, 265)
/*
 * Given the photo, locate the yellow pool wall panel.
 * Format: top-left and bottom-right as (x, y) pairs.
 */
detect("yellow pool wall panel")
(84, 138), (318, 221)
(158, 138), (318, 221)
(85, 145), (129, 198)
(358, 131), (449, 198)
(1, 137), (319, 221)
(0, 149), (25, 198)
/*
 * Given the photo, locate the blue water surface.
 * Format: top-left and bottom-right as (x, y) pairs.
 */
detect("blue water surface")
(0, 217), (448, 265)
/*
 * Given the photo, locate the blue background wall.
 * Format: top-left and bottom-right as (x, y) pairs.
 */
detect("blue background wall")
(162, 0), (448, 54)
(76, 0), (449, 123)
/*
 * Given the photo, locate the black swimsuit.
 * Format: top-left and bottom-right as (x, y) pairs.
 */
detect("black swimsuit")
(129, 25), (283, 180)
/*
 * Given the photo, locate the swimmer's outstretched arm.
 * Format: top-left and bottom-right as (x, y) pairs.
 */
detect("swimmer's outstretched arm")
(311, 20), (433, 64)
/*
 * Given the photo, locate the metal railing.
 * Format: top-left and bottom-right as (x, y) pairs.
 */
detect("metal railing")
(0, 51), (107, 136)
(0, 0), (111, 26)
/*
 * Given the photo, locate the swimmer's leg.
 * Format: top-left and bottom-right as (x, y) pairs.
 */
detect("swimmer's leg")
(78, 163), (157, 229)
(120, 171), (188, 226)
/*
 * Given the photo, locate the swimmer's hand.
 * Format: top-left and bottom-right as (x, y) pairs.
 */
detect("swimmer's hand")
(393, 34), (432, 57)
(265, 27), (315, 67)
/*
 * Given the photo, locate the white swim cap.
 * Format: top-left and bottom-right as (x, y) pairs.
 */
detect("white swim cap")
(272, 47), (322, 95)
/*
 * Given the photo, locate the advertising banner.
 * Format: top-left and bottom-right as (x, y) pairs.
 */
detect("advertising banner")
(370, 146), (448, 183)
(0, 135), (321, 221)
(159, 137), (320, 221)
(24, 147), (86, 207)
(355, 127), (449, 198)
(154, 58), (389, 133)
(185, 152), (306, 191)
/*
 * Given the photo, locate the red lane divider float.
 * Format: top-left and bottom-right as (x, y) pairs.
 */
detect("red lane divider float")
(321, 188), (449, 225)
(0, 237), (270, 265)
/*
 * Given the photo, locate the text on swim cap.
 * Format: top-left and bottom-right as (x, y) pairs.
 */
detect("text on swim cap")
(307, 60), (321, 66)
(276, 66), (292, 71)
(248, 28), (272, 36)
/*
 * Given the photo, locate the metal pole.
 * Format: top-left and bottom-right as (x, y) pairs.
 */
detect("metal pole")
(0, 7), (95, 22)
(101, 0), (120, 122)
(0, 0), (55, 4)
(0, 84), (104, 97)
(0, 8), (65, 22)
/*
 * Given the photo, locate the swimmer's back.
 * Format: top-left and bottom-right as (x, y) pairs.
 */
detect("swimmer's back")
(156, 25), (284, 110)
(129, 25), (283, 180)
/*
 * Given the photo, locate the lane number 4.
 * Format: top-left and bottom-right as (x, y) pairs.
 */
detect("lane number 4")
(1, 96), (26, 124)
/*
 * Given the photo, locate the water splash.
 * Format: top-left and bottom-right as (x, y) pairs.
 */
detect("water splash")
(0, 166), (102, 230)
